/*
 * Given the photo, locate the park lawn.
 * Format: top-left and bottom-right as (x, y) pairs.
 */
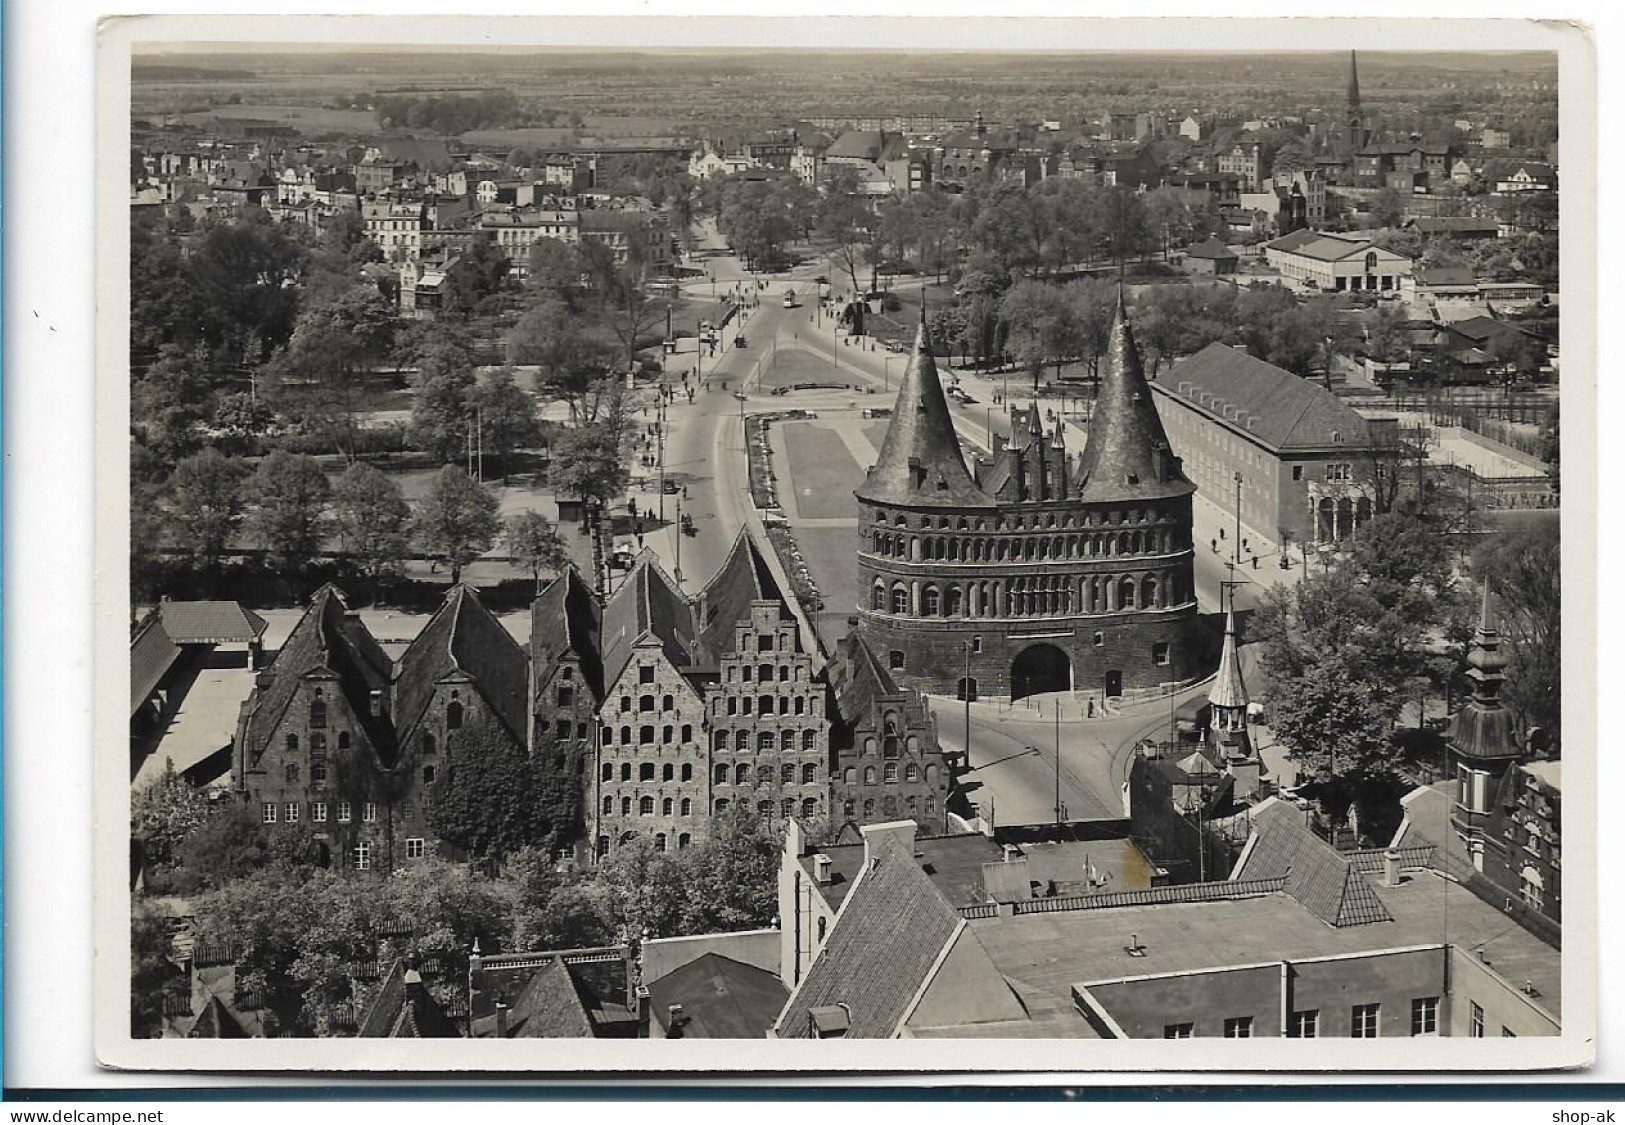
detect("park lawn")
(780, 423), (866, 520)
(792, 525), (863, 647)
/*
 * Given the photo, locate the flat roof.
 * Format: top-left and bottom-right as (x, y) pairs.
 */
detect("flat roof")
(801, 832), (1005, 911)
(967, 869), (1558, 1018)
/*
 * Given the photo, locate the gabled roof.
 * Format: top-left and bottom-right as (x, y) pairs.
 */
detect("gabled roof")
(498, 958), (596, 1038)
(600, 552), (700, 686)
(694, 531), (792, 666)
(239, 585), (394, 770)
(158, 601), (268, 644)
(185, 994), (251, 1039)
(1415, 266), (1479, 287)
(856, 313), (991, 509)
(830, 633), (905, 728)
(1234, 799), (1394, 928)
(356, 961), (461, 1038)
(647, 952), (790, 1039)
(1160, 342), (1375, 453)
(1407, 216), (1500, 234)
(393, 585), (530, 746)
(1265, 230), (1403, 262)
(531, 566), (605, 702)
(131, 611), (184, 716)
(1184, 238), (1239, 259)
(1074, 295), (1194, 504)
(775, 832), (963, 1039)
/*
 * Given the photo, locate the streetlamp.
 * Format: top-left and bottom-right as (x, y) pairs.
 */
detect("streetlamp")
(962, 641), (974, 771)
(1232, 472), (1244, 569)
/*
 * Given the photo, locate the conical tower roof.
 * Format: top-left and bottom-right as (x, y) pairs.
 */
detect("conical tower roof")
(1347, 50), (1362, 110)
(1209, 597), (1249, 712)
(1074, 294), (1194, 504)
(855, 309), (989, 508)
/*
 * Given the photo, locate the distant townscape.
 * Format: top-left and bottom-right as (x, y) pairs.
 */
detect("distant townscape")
(127, 46), (1561, 1045)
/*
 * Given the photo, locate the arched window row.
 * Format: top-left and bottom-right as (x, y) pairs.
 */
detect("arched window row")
(872, 571), (1188, 619)
(869, 527), (1186, 564)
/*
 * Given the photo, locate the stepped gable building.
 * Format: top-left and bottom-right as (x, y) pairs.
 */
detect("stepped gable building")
(854, 300), (1200, 702)
(702, 533), (829, 831)
(592, 532), (825, 858)
(232, 584), (528, 872)
(827, 632), (949, 832)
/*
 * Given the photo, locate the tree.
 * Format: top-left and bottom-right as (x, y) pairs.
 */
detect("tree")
(131, 760), (214, 873)
(131, 902), (188, 1037)
(474, 367), (542, 480)
(1253, 575), (1412, 832)
(525, 239), (587, 310)
(244, 451), (332, 571)
(175, 801), (276, 889)
(581, 236), (667, 375)
(167, 447), (248, 568)
(998, 279), (1071, 388)
(1369, 188), (1407, 230)
(1474, 529), (1561, 745)
(132, 343), (217, 466)
(814, 174), (873, 299)
(507, 299), (615, 423)
(502, 510), (569, 593)
(210, 391), (275, 455)
(441, 239), (513, 321)
(1537, 401), (1560, 491)
(269, 281), (397, 463)
(187, 209), (307, 364)
(591, 836), (690, 939)
(675, 807), (782, 934)
(428, 728), (558, 862)
(409, 337), (478, 464)
(332, 463), (412, 591)
(414, 466), (500, 584)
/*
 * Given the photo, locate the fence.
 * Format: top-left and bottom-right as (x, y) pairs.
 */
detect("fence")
(958, 876), (1288, 919)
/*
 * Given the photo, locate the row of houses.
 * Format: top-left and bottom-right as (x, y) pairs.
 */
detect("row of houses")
(223, 531), (952, 874)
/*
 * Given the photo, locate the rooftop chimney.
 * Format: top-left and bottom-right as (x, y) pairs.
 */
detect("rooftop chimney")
(667, 1003), (688, 1039)
(1382, 848), (1403, 888)
(813, 853), (834, 885)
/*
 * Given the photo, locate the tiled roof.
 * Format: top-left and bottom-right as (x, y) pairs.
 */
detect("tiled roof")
(185, 994), (251, 1039)
(1409, 216), (1500, 234)
(1074, 296), (1195, 504)
(1416, 266), (1479, 287)
(239, 586), (394, 771)
(647, 952), (790, 1039)
(159, 601), (268, 644)
(531, 566), (604, 702)
(393, 585), (530, 747)
(856, 315), (990, 509)
(1184, 238), (1238, 259)
(1234, 798), (1393, 928)
(1265, 231), (1385, 262)
(493, 959), (596, 1038)
(356, 961), (461, 1038)
(694, 531), (792, 667)
(600, 552), (700, 686)
(1159, 342), (1375, 453)
(775, 832), (963, 1039)
(130, 611), (183, 716)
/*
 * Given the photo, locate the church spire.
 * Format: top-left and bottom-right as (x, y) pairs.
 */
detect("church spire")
(1447, 580), (1518, 762)
(1346, 50), (1367, 156)
(1073, 292), (1194, 504)
(1209, 590), (1249, 717)
(855, 313), (988, 508)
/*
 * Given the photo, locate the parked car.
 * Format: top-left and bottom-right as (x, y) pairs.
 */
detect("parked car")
(734, 334), (748, 348)
(661, 479), (680, 495)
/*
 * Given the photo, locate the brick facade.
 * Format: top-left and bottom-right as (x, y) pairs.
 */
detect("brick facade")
(705, 602), (828, 826)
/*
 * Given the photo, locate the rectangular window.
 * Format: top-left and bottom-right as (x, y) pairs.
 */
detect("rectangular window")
(337, 801), (352, 823)
(1163, 1023), (1193, 1039)
(311, 802), (328, 824)
(284, 802), (300, 824)
(1410, 997), (1439, 1036)
(406, 838), (425, 860)
(262, 803), (277, 824)
(639, 665), (655, 684)
(1152, 643), (1170, 666)
(353, 841), (373, 871)
(1222, 1016), (1253, 1039)
(1288, 1010), (1318, 1038)
(311, 761), (328, 784)
(1351, 1004), (1380, 1038)
(1292, 465), (1304, 481)
(363, 802), (379, 823)
(1469, 1002), (1485, 1038)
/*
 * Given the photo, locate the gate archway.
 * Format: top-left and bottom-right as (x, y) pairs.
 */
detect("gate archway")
(1011, 643), (1072, 700)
